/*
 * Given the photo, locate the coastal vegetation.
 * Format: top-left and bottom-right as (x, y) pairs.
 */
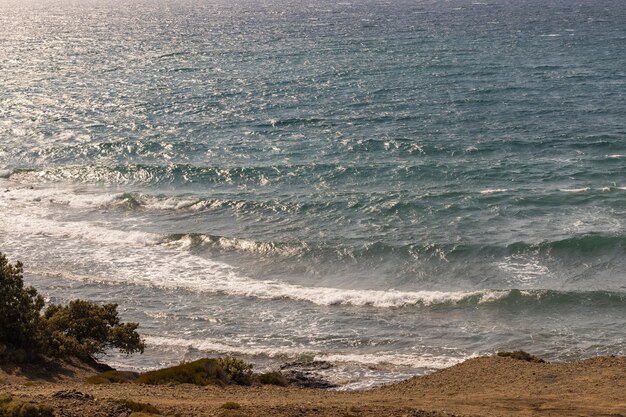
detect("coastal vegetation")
(135, 358), (252, 386)
(0, 394), (53, 417)
(118, 399), (161, 415)
(257, 371), (289, 386)
(0, 252), (144, 364)
(220, 402), (241, 410)
(88, 358), (289, 388)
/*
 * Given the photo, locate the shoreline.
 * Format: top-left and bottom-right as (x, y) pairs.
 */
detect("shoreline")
(2, 354), (626, 416)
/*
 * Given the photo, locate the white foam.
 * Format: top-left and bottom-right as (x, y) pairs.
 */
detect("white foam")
(200, 235), (306, 257)
(133, 195), (197, 211)
(0, 181), (233, 214)
(476, 290), (511, 303)
(145, 336), (468, 370)
(496, 255), (550, 286)
(480, 188), (507, 194)
(316, 352), (466, 369)
(4, 209), (157, 247)
(145, 336), (312, 358)
(560, 187), (590, 193)
(1, 185), (120, 209)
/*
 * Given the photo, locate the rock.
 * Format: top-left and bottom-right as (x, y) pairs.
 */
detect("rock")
(282, 370), (338, 389)
(52, 389), (95, 400)
(279, 359), (337, 388)
(280, 360), (333, 371)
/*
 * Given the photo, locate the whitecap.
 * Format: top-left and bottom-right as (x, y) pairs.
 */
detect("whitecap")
(480, 188), (507, 194)
(560, 187), (590, 193)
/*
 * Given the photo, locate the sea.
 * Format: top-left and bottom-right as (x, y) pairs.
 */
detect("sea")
(1, 0), (624, 389)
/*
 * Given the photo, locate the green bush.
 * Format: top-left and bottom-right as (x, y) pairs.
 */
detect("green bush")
(257, 371), (288, 386)
(135, 357), (253, 386)
(216, 357), (253, 385)
(0, 253), (45, 357)
(220, 402), (241, 410)
(0, 252), (145, 364)
(135, 358), (229, 386)
(118, 400), (160, 415)
(0, 395), (54, 417)
(44, 300), (145, 359)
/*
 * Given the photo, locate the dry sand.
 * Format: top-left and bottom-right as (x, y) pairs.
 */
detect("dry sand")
(2, 355), (626, 416)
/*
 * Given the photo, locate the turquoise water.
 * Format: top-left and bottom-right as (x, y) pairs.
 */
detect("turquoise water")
(1, 0), (625, 388)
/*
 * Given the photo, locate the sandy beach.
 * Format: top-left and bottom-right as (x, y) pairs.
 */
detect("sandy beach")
(2, 355), (626, 417)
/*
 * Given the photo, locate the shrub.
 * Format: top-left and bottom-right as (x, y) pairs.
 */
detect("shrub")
(135, 358), (229, 386)
(135, 357), (253, 386)
(119, 400), (160, 415)
(0, 394), (54, 417)
(0, 252), (145, 364)
(220, 402), (241, 410)
(44, 300), (145, 359)
(216, 357), (253, 385)
(0, 253), (45, 356)
(496, 350), (546, 363)
(257, 371), (288, 386)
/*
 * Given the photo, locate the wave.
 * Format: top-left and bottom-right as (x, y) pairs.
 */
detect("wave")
(4, 204), (626, 309)
(3, 140), (212, 163)
(0, 200), (479, 308)
(506, 234), (626, 255)
(5, 176), (624, 219)
(143, 335), (467, 369)
(161, 230), (626, 265)
(3, 182), (623, 260)
(7, 163), (379, 187)
(8, 163), (625, 206)
(0, 161), (530, 188)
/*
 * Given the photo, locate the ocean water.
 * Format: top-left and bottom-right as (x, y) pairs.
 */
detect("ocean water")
(1, 0), (625, 389)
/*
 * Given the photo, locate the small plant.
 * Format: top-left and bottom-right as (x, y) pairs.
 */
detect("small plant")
(343, 405), (362, 417)
(87, 370), (139, 384)
(257, 371), (288, 386)
(220, 402), (241, 410)
(497, 350), (546, 363)
(0, 394), (54, 417)
(216, 357), (253, 385)
(119, 399), (160, 415)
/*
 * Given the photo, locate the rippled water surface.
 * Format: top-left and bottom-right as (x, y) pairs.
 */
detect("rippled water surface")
(1, 0), (625, 388)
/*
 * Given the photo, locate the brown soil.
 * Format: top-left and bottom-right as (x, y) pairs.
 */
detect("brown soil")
(2, 355), (626, 417)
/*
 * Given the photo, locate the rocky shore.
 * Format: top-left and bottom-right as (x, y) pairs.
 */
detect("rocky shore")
(2, 354), (626, 416)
